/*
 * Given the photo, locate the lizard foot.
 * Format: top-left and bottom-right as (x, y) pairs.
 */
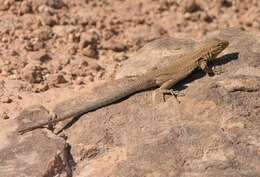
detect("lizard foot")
(18, 111), (57, 135)
(212, 66), (224, 75)
(47, 112), (57, 131)
(153, 89), (184, 103)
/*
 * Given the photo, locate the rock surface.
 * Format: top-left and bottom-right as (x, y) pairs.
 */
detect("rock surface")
(64, 29), (260, 177)
(0, 105), (72, 177)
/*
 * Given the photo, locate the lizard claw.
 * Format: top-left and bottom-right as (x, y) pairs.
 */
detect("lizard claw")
(17, 111), (57, 135)
(161, 89), (184, 102)
(153, 89), (184, 103)
(212, 66), (224, 75)
(161, 89), (184, 96)
(47, 112), (57, 130)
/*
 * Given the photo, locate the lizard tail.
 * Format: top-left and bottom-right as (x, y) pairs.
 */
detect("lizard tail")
(18, 78), (156, 134)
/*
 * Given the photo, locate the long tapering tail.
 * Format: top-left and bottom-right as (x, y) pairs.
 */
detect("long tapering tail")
(18, 77), (156, 134)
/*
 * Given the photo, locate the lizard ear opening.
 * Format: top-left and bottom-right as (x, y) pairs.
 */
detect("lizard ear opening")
(197, 58), (207, 66)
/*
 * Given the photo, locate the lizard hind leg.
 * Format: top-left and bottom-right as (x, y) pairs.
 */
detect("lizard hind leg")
(153, 79), (183, 103)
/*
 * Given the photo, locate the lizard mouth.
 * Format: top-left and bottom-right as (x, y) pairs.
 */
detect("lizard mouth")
(212, 39), (229, 57)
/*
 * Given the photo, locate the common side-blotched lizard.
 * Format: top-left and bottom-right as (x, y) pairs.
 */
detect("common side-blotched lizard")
(18, 38), (229, 134)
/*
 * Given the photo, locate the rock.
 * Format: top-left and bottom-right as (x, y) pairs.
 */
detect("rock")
(202, 12), (213, 23)
(21, 64), (44, 84)
(33, 27), (53, 41)
(1, 111), (9, 119)
(124, 25), (168, 49)
(47, 73), (67, 86)
(216, 76), (260, 93)
(79, 31), (100, 49)
(27, 51), (52, 63)
(115, 37), (196, 79)
(59, 29), (259, 177)
(19, 1), (33, 15)
(0, 95), (12, 103)
(74, 77), (85, 85)
(88, 60), (103, 71)
(38, 4), (56, 15)
(220, 0), (232, 8)
(79, 31), (100, 59)
(32, 83), (49, 92)
(24, 38), (45, 51)
(79, 145), (100, 160)
(80, 46), (98, 58)
(101, 39), (127, 52)
(0, 0), (13, 11)
(52, 25), (67, 37)
(183, 0), (202, 13)
(0, 105), (70, 177)
(39, 13), (58, 27)
(47, 0), (65, 9)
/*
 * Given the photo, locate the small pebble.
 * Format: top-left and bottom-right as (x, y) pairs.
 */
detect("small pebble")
(1, 96), (12, 103)
(1, 112), (9, 119)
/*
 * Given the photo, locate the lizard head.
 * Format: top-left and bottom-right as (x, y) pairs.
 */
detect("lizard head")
(205, 38), (229, 60)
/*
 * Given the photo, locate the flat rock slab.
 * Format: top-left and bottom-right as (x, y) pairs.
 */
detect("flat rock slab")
(65, 29), (260, 176)
(116, 37), (196, 79)
(0, 105), (70, 177)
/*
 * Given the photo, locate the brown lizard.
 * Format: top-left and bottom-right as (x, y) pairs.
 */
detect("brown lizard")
(18, 38), (229, 134)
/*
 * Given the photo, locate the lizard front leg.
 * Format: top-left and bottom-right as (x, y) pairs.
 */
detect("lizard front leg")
(198, 59), (215, 76)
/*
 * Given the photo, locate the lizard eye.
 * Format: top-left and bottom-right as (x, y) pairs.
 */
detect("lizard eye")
(217, 43), (224, 48)
(219, 41), (229, 48)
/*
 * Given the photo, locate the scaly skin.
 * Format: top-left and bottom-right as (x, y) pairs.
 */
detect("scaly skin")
(18, 38), (229, 134)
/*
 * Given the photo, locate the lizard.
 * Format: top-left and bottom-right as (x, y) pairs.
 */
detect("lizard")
(18, 38), (229, 134)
